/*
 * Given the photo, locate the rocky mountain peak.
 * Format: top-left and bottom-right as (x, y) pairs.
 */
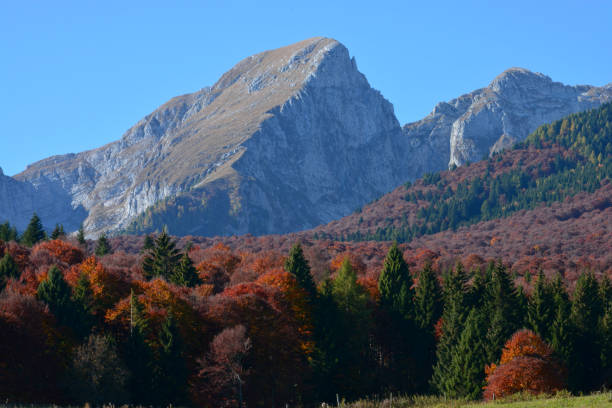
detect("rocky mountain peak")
(489, 67), (553, 92)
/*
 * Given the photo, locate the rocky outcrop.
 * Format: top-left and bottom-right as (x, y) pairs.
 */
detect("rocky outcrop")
(2, 42), (610, 238)
(5, 37), (408, 237)
(403, 68), (612, 172)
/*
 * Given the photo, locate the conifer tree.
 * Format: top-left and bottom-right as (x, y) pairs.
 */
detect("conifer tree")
(413, 262), (442, 331)
(569, 272), (602, 391)
(485, 262), (521, 363)
(37, 266), (76, 329)
(432, 263), (469, 395)
(72, 272), (95, 336)
(447, 308), (488, 399)
(171, 252), (201, 287)
(127, 290), (154, 404)
(95, 234), (112, 256)
(528, 271), (555, 342)
(21, 213), (46, 247)
(599, 275), (612, 309)
(285, 243), (316, 297)
(0, 253), (19, 290)
(77, 224), (86, 245)
(142, 234), (155, 252)
(378, 243), (412, 319)
(154, 312), (188, 405)
(549, 274), (573, 366)
(467, 267), (492, 311)
(0, 221), (18, 242)
(600, 303), (612, 380)
(141, 230), (181, 281)
(50, 224), (65, 240)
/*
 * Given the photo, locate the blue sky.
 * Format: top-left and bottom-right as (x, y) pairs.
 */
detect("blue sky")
(1, 0), (611, 176)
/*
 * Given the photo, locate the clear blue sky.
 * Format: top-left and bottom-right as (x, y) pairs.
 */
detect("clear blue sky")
(2, 0), (611, 176)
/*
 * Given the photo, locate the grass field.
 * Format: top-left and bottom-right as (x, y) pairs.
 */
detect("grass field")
(339, 391), (612, 408)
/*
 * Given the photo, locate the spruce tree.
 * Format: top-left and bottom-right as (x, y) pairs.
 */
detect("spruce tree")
(600, 275), (612, 309)
(527, 271), (555, 342)
(447, 308), (488, 399)
(378, 243), (413, 319)
(569, 272), (602, 391)
(285, 243), (316, 297)
(127, 290), (154, 404)
(432, 263), (469, 395)
(142, 234), (154, 252)
(484, 261), (520, 363)
(154, 312), (188, 405)
(77, 224), (86, 245)
(600, 303), (612, 381)
(72, 272), (95, 336)
(413, 262), (442, 331)
(0, 221), (18, 242)
(141, 230), (181, 281)
(95, 234), (112, 256)
(50, 224), (65, 239)
(37, 266), (76, 329)
(549, 274), (573, 366)
(171, 252), (201, 287)
(0, 252), (19, 290)
(21, 213), (46, 247)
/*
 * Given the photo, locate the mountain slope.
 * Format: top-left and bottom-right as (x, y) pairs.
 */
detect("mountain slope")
(11, 37), (408, 237)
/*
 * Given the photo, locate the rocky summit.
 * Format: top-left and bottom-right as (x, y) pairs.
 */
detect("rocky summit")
(1, 39), (611, 238)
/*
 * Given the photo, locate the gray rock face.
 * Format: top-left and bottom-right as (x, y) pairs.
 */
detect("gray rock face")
(1, 45), (610, 238)
(403, 67), (612, 173)
(3, 37), (407, 237)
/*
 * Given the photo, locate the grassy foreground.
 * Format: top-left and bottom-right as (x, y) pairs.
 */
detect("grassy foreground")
(339, 391), (612, 408)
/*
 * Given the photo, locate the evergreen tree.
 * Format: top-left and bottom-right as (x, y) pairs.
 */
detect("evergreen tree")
(126, 290), (154, 404)
(141, 231), (181, 281)
(378, 243), (413, 319)
(432, 263), (469, 395)
(285, 243), (316, 297)
(484, 262), (521, 363)
(0, 221), (18, 242)
(71, 272), (95, 336)
(171, 252), (201, 287)
(37, 266), (77, 329)
(569, 272), (602, 391)
(467, 267), (492, 311)
(77, 224), (86, 245)
(600, 275), (612, 310)
(153, 312), (188, 405)
(50, 224), (65, 240)
(0, 253), (19, 291)
(600, 303), (612, 382)
(142, 234), (154, 252)
(447, 308), (488, 399)
(95, 234), (112, 257)
(21, 213), (46, 247)
(549, 274), (573, 366)
(413, 262), (442, 332)
(527, 271), (555, 342)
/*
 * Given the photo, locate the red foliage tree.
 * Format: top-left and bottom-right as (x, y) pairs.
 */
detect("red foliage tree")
(483, 329), (566, 400)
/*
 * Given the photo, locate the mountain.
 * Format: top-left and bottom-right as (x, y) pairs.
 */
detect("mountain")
(8, 37), (408, 237)
(402, 67), (612, 176)
(1, 39), (611, 238)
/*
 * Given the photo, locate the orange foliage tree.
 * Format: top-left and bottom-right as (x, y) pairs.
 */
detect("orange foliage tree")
(33, 240), (84, 266)
(483, 329), (566, 400)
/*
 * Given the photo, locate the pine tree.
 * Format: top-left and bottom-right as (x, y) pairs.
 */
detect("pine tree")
(285, 243), (316, 297)
(378, 243), (412, 319)
(50, 224), (65, 240)
(432, 263), (469, 395)
(171, 252), (201, 287)
(569, 272), (602, 391)
(21, 213), (46, 247)
(447, 308), (488, 399)
(0, 252), (19, 290)
(141, 231), (181, 281)
(527, 271), (555, 341)
(95, 234), (112, 257)
(77, 224), (86, 245)
(413, 262), (442, 331)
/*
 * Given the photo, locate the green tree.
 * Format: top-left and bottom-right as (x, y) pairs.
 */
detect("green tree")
(21, 213), (46, 247)
(285, 243), (316, 297)
(413, 262), (442, 332)
(0, 221), (18, 242)
(153, 312), (188, 405)
(126, 290), (154, 404)
(141, 231), (181, 281)
(549, 274), (573, 366)
(378, 243), (412, 319)
(171, 252), (201, 287)
(0, 253), (19, 291)
(142, 234), (154, 252)
(77, 224), (86, 245)
(71, 272), (95, 336)
(95, 234), (112, 257)
(37, 266), (78, 331)
(569, 272), (602, 391)
(432, 263), (469, 395)
(600, 303), (612, 379)
(50, 224), (65, 240)
(527, 272), (555, 341)
(447, 308), (488, 399)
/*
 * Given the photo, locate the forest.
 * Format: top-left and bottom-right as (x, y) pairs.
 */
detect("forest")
(1, 216), (611, 406)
